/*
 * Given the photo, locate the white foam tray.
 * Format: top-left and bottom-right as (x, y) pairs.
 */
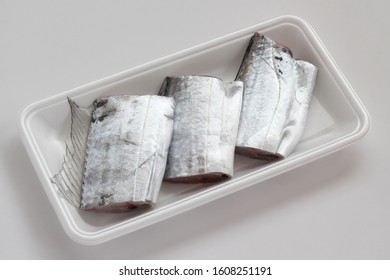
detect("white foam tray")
(18, 16), (370, 245)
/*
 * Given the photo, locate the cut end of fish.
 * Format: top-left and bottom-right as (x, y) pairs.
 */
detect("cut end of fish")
(235, 146), (283, 160)
(164, 172), (231, 184)
(80, 200), (153, 213)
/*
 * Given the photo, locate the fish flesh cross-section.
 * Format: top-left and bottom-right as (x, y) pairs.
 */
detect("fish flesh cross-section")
(159, 76), (243, 183)
(80, 95), (174, 211)
(235, 33), (318, 159)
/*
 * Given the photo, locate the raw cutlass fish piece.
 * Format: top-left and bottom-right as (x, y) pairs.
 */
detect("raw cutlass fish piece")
(80, 95), (174, 211)
(158, 76), (243, 183)
(235, 32), (318, 159)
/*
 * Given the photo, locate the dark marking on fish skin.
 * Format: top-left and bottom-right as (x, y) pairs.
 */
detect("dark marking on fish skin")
(278, 69), (283, 75)
(235, 33), (257, 81)
(92, 112), (111, 123)
(94, 98), (109, 108)
(97, 114), (108, 122)
(121, 138), (137, 146)
(104, 142), (111, 153)
(274, 42), (293, 57)
(158, 77), (172, 96)
(281, 46), (293, 57)
(275, 56), (283, 61)
(127, 119), (134, 125)
(90, 107), (97, 123)
(91, 100), (116, 122)
(99, 193), (113, 206)
(164, 113), (174, 120)
(97, 108), (117, 121)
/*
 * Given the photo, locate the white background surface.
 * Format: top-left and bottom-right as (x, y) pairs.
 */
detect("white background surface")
(1, 0), (389, 259)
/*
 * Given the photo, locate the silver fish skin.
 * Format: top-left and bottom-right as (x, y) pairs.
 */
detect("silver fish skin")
(159, 76), (243, 183)
(277, 60), (318, 157)
(235, 33), (318, 159)
(80, 95), (174, 211)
